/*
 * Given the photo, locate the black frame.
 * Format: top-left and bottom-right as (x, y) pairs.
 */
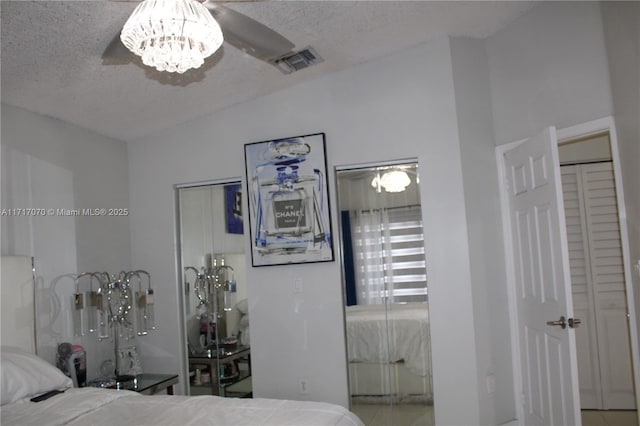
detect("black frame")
(244, 133), (334, 267)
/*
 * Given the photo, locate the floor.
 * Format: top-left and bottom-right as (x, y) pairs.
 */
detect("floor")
(582, 410), (638, 426)
(351, 404), (637, 426)
(351, 402), (434, 426)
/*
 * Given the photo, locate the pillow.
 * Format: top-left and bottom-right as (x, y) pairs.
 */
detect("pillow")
(1, 346), (72, 405)
(235, 298), (249, 315)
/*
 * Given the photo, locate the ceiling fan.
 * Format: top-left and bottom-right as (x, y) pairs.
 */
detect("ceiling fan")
(102, 0), (300, 73)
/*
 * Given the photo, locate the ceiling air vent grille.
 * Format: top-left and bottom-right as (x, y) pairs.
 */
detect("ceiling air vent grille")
(273, 46), (323, 74)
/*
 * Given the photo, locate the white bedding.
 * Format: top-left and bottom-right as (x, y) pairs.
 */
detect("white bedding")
(345, 303), (430, 377)
(1, 387), (363, 426)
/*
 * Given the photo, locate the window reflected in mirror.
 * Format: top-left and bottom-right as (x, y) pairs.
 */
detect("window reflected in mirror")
(336, 162), (434, 426)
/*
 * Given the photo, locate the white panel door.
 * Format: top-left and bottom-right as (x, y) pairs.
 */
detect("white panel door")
(503, 127), (581, 426)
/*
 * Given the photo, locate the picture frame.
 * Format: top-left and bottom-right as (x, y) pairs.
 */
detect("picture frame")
(225, 183), (244, 234)
(244, 133), (334, 267)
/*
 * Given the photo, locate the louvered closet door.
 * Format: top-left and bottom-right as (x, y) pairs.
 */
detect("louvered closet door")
(562, 165), (602, 409)
(561, 162), (635, 410)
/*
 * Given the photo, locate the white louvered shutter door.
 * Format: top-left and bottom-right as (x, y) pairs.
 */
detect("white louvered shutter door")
(561, 162), (635, 410)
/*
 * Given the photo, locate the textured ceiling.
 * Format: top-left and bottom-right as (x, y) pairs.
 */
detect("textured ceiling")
(1, 1), (537, 143)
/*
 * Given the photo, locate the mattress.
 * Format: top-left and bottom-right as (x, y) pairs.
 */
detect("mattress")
(1, 387), (363, 426)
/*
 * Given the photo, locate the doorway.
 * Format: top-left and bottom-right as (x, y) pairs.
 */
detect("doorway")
(497, 117), (640, 426)
(559, 132), (636, 412)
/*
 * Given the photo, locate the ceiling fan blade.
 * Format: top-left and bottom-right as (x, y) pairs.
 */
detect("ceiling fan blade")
(204, 1), (295, 62)
(102, 31), (136, 64)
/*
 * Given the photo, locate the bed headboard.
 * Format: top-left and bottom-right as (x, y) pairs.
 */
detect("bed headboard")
(1, 256), (36, 354)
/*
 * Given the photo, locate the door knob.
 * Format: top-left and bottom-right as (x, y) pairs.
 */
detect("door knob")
(546, 316), (567, 329)
(568, 318), (581, 328)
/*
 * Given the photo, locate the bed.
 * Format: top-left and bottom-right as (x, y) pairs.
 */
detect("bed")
(1, 256), (363, 426)
(345, 302), (432, 402)
(1, 378), (362, 426)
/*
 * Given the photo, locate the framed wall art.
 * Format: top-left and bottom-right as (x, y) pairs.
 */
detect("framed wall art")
(244, 133), (334, 266)
(225, 183), (244, 234)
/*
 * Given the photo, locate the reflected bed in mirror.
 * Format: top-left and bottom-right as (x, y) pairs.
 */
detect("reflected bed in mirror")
(336, 161), (434, 425)
(176, 180), (252, 398)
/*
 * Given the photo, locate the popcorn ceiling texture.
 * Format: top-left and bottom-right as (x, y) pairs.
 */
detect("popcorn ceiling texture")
(1, 1), (536, 143)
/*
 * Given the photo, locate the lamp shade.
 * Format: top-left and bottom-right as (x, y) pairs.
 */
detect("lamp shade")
(120, 0), (224, 74)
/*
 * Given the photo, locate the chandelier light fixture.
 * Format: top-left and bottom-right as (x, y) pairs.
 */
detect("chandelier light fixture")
(371, 170), (411, 193)
(120, 0), (224, 74)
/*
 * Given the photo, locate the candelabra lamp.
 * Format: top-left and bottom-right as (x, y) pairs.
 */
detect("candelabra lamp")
(72, 270), (155, 382)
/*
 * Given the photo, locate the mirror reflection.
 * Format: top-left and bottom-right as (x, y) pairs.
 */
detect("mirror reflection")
(336, 161), (434, 426)
(177, 181), (252, 398)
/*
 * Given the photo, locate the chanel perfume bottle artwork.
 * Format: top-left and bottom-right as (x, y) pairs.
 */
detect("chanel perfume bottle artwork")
(245, 133), (334, 266)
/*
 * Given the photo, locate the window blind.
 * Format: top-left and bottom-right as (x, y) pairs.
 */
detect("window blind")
(383, 207), (427, 302)
(351, 206), (427, 303)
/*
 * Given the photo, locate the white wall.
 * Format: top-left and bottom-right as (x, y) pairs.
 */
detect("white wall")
(601, 2), (640, 248)
(486, 2), (614, 146)
(1, 104), (131, 379)
(128, 38), (483, 424)
(558, 134), (612, 164)
(450, 37), (514, 425)
(601, 0), (640, 411)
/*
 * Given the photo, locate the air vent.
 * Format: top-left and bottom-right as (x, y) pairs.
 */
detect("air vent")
(273, 46), (323, 74)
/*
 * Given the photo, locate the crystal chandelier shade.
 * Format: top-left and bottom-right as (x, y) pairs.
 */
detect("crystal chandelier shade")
(120, 0), (224, 74)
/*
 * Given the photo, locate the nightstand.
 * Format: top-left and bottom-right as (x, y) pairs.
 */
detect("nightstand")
(89, 373), (179, 395)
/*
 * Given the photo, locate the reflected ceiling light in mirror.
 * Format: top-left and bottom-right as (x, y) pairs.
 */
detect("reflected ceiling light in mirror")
(371, 170), (411, 193)
(120, 0), (224, 74)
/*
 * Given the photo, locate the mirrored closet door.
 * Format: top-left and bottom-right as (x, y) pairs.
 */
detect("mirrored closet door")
(176, 180), (252, 398)
(336, 161), (435, 426)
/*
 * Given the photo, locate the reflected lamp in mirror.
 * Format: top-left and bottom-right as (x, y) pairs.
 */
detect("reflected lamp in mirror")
(371, 170), (411, 193)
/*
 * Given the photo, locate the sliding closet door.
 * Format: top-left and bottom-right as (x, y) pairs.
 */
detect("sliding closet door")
(337, 162), (434, 426)
(561, 162), (635, 410)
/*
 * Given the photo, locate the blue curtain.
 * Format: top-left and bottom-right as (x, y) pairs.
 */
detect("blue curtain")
(341, 211), (357, 306)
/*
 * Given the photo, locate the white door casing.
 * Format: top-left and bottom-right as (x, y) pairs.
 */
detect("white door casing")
(557, 117), (640, 417)
(499, 127), (581, 425)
